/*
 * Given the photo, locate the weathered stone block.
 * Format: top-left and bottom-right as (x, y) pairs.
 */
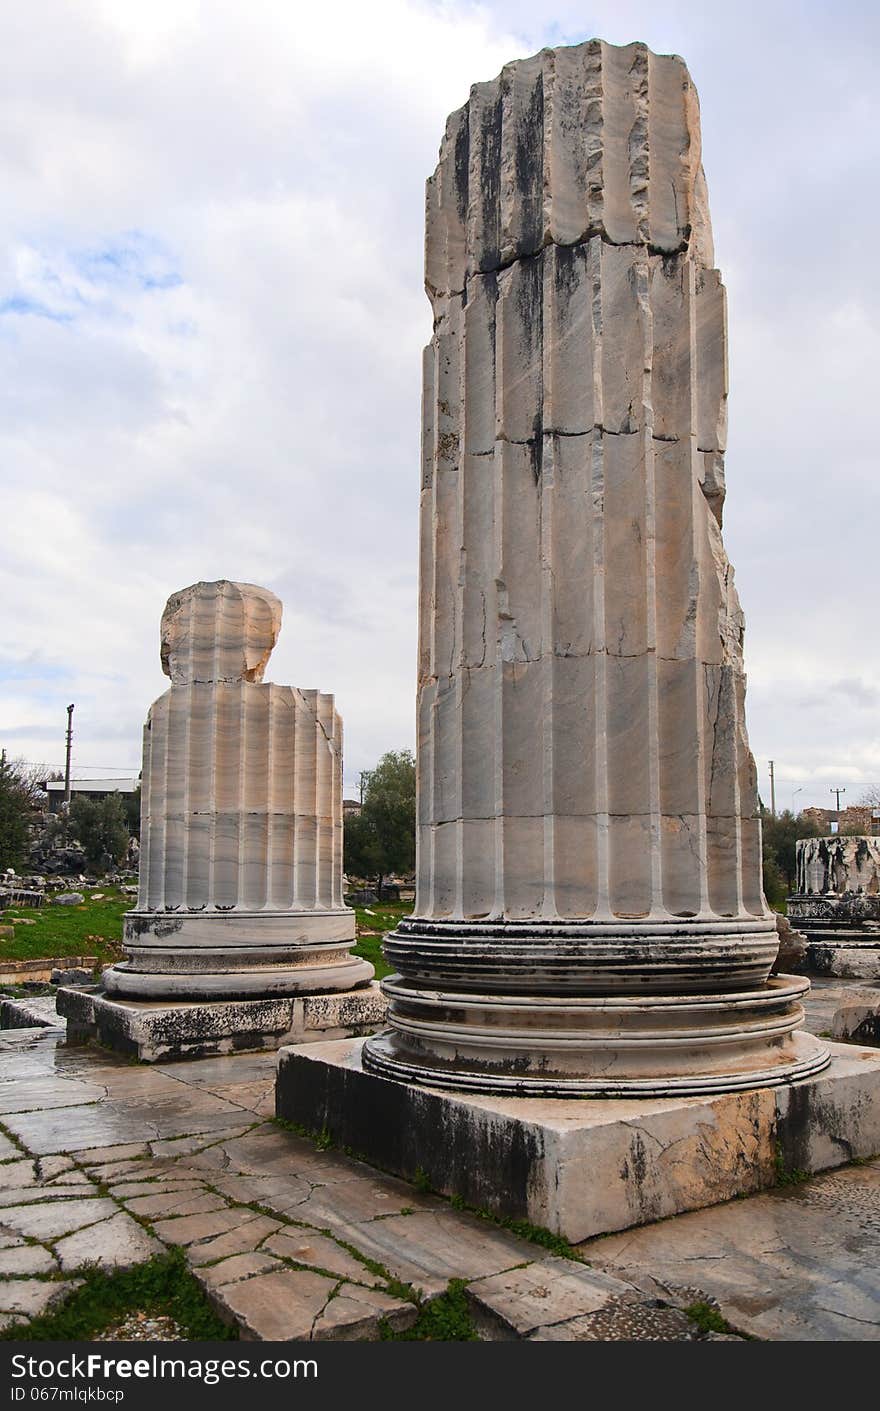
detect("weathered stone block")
(57, 982), (386, 1062)
(277, 1037), (880, 1243)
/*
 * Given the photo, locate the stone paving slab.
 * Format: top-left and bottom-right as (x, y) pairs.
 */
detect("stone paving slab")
(0, 1196), (119, 1240)
(150, 1127), (255, 1158)
(124, 1191), (226, 1219)
(3, 1158), (42, 1187)
(4, 1094), (257, 1154)
(206, 1172), (314, 1211)
(0, 1130), (21, 1160)
(71, 1142), (150, 1164)
(466, 1257), (644, 1339)
(185, 1215), (284, 1267)
(0, 1018), (877, 1342)
(151, 1208), (252, 1247)
(88, 1160), (188, 1182)
(0, 1077), (109, 1113)
(311, 1284), (417, 1342)
(0, 1278), (82, 1323)
(39, 1155), (76, 1178)
(198, 1252), (282, 1288)
(154, 1054), (278, 1087)
(0, 1180), (100, 1208)
(109, 1179), (206, 1200)
(205, 1266), (416, 1342)
(581, 1162), (880, 1340)
(185, 1127), (385, 1182)
(286, 1176), (447, 1228)
(303, 1210), (538, 1298)
(208, 1082), (275, 1115)
(0, 1244), (58, 1275)
(54, 1211), (164, 1272)
(263, 1229), (384, 1285)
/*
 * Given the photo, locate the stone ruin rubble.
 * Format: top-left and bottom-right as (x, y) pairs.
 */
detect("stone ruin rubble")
(789, 834), (880, 979)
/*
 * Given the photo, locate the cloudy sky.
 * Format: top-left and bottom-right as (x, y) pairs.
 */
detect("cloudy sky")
(1, 0), (878, 811)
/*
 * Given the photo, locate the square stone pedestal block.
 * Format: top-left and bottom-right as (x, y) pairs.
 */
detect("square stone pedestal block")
(57, 984), (386, 1063)
(275, 1037), (880, 1243)
(805, 940), (880, 981)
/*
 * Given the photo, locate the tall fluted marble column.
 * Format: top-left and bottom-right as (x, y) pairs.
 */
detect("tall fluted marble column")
(104, 580), (372, 1000)
(364, 39), (829, 1094)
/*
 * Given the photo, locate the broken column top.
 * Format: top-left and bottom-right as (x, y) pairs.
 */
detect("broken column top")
(426, 37), (714, 300)
(160, 580), (282, 685)
(797, 835), (880, 897)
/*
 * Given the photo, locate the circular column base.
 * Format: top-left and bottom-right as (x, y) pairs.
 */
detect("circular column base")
(382, 914), (780, 993)
(103, 954), (374, 1001)
(107, 906), (372, 1000)
(362, 974), (831, 1097)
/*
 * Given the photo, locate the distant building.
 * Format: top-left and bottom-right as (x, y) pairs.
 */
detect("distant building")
(343, 798), (362, 817)
(800, 804), (878, 835)
(40, 777), (139, 815)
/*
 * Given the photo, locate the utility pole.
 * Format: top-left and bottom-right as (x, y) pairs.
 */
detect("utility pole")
(63, 704), (74, 843)
(831, 785), (845, 817)
(769, 760), (776, 818)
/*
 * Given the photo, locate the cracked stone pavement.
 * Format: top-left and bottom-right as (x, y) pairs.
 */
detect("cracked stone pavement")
(0, 988), (878, 1341)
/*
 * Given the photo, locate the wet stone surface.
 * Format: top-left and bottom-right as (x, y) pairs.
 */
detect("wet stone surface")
(0, 1021), (876, 1340)
(581, 1158), (880, 1341)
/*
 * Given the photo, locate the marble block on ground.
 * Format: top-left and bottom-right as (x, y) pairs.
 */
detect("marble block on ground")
(0, 996), (61, 1029)
(57, 984), (386, 1063)
(804, 939), (880, 981)
(276, 1037), (880, 1243)
(830, 986), (880, 1046)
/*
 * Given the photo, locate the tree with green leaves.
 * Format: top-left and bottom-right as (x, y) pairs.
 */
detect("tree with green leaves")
(123, 784), (142, 841)
(344, 749), (415, 900)
(761, 807), (823, 905)
(0, 753), (32, 871)
(70, 792), (130, 872)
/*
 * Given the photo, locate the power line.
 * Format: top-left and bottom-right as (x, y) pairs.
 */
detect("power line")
(768, 778), (880, 786)
(10, 760), (140, 772)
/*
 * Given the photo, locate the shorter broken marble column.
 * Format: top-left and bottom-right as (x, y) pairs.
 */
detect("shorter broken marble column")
(788, 836), (880, 979)
(104, 580), (373, 1000)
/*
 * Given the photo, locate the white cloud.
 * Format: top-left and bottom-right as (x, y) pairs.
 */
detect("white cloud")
(0, 0), (878, 810)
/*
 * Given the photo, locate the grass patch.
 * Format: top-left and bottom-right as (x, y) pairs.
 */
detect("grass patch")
(350, 932), (393, 980)
(684, 1301), (737, 1336)
(381, 1279), (478, 1341)
(0, 1248), (234, 1342)
(273, 1116), (313, 1141)
(0, 888), (129, 968)
(448, 1191), (581, 1260)
(492, 1216), (580, 1260)
(351, 901), (411, 980)
(774, 1146), (810, 1187)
